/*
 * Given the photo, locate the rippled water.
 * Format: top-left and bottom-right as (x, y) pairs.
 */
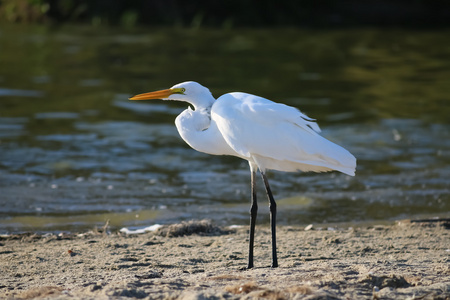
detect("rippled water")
(0, 25), (449, 233)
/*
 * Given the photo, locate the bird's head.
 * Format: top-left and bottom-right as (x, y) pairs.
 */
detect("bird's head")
(129, 81), (215, 109)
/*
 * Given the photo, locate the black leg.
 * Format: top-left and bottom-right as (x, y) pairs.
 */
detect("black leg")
(247, 168), (258, 269)
(261, 172), (278, 268)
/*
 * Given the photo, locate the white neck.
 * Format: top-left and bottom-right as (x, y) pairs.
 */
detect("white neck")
(187, 92), (215, 111)
(175, 108), (237, 157)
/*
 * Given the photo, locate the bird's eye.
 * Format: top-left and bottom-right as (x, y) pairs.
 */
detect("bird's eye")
(180, 88), (186, 93)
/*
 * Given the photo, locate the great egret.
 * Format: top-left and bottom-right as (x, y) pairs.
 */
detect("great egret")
(129, 81), (356, 268)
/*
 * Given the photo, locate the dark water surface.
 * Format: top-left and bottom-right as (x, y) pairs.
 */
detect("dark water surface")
(1, 25), (449, 233)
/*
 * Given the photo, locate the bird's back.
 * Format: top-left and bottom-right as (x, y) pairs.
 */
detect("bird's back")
(212, 92), (356, 176)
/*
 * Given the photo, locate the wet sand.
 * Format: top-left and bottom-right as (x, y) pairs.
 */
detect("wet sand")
(1, 219), (449, 299)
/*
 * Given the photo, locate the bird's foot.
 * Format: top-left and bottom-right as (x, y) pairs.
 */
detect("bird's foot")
(239, 265), (253, 271)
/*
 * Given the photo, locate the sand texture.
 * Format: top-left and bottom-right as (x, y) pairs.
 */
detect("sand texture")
(1, 219), (449, 299)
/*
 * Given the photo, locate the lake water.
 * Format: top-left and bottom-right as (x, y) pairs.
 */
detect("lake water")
(0, 25), (449, 233)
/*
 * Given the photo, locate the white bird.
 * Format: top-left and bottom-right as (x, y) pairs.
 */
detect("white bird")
(129, 81), (356, 268)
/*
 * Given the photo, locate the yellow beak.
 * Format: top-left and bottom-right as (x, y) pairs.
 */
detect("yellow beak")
(129, 88), (175, 101)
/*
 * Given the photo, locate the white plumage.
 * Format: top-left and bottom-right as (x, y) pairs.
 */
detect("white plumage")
(211, 91), (356, 175)
(130, 81), (356, 268)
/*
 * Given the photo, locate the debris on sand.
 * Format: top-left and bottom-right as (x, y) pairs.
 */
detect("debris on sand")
(154, 219), (229, 237)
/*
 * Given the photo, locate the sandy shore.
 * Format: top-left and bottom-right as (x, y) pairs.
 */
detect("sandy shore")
(1, 219), (449, 299)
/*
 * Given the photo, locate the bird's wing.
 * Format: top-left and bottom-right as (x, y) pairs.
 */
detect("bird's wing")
(235, 92), (321, 134)
(212, 92), (356, 174)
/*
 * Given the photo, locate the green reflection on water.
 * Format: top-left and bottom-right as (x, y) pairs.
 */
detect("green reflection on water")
(2, 209), (160, 232)
(1, 24), (449, 232)
(1, 25), (449, 124)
